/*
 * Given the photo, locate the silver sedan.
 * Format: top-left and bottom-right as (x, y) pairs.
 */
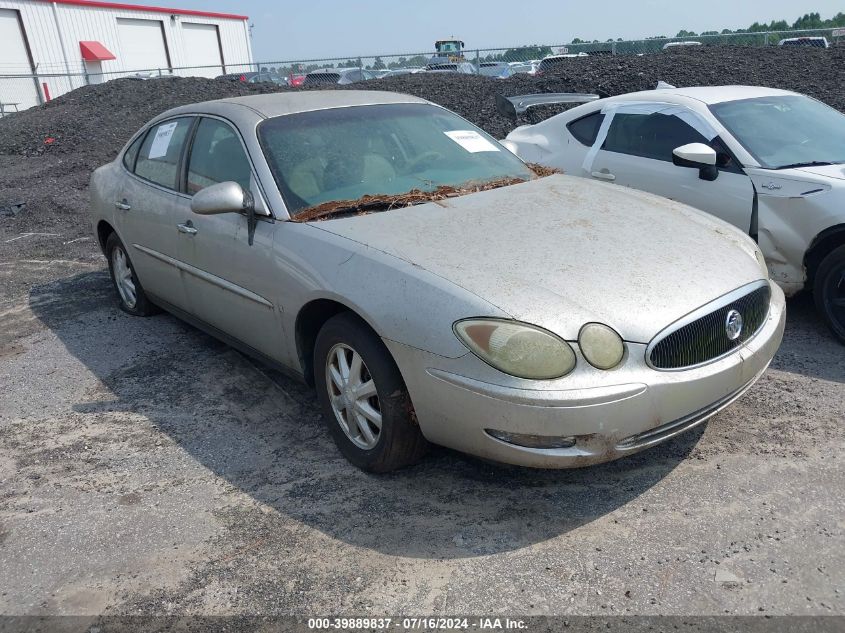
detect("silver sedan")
(89, 91), (785, 472)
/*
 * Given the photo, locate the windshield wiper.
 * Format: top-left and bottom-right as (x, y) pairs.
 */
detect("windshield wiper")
(294, 176), (529, 222)
(775, 160), (840, 170)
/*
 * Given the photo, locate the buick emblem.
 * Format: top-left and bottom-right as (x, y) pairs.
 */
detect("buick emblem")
(725, 309), (743, 341)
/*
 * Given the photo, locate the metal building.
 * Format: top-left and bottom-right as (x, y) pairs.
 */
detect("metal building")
(0, 0), (253, 112)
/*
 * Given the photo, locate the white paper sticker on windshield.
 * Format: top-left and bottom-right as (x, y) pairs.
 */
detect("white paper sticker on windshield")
(148, 121), (179, 159)
(444, 130), (500, 153)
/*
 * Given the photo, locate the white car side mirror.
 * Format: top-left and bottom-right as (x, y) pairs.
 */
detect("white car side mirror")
(672, 143), (719, 182)
(673, 143), (717, 166)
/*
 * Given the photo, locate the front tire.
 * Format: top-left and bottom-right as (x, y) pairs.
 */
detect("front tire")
(814, 244), (845, 344)
(105, 232), (158, 316)
(314, 312), (428, 472)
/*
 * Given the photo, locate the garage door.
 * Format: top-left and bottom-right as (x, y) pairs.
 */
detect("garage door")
(181, 23), (223, 77)
(117, 18), (170, 74)
(0, 9), (40, 111)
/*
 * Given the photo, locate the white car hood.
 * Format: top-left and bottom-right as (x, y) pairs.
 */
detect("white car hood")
(793, 164), (845, 181)
(314, 175), (764, 343)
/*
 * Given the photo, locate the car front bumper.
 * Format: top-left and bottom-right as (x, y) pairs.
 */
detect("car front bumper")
(384, 283), (786, 468)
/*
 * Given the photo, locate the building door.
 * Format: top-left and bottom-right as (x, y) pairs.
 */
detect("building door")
(182, 23), (224, 77)
(116, 18), (171, 75)
(0, 9), (40, 111)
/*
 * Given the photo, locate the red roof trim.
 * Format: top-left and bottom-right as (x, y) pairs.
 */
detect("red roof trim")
(45, 0), (248, 21)
(80, 40), (116, 61)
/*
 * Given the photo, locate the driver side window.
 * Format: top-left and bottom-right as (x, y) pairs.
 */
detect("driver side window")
(186, 118), (253, 195)
(602, 112), (709, 162)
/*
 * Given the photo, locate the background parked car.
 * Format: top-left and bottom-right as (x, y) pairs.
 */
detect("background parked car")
(302, 68), (377, 85)
(662, 41), (703, 50)
(216, 71), (290, 86)
(425, 62), (477, 74)
(778, 36), (829, 48)
(535, 53), (587, 75)
(508, 61), (539, 75)
(380, 68), (426, 78)
(501, 85), (845, 342)
(478, 61), (513, 79)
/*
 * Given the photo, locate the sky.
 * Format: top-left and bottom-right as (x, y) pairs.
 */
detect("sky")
(172, 0), (844, 61)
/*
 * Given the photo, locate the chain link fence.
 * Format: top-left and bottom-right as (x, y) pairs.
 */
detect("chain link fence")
(2, 27), (843, 116)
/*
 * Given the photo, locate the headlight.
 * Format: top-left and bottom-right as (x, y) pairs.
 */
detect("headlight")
(454, 319), (576, 379)
(578, 323), (625, 370)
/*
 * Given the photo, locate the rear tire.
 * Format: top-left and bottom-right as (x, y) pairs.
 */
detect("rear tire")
(105, 232), (158, 317)
(813, 244), (845, 344)
(314, 312), (428, 472)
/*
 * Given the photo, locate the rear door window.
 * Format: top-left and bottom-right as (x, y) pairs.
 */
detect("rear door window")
(567, 111), (605, 146)
(122, 134), (143, 171)
(134, 117), (193, 190)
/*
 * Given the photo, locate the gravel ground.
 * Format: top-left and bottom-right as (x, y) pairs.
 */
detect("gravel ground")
(0, 45), (843, 621)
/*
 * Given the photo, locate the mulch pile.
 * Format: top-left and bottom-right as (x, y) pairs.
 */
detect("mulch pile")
(0, 45), (842, 252)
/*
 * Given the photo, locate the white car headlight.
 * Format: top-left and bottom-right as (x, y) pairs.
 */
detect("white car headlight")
(578, 323), (625, 370)
(454, 319), (576, 379)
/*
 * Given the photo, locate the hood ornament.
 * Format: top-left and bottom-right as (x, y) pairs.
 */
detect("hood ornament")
(725, 309), (744, 341)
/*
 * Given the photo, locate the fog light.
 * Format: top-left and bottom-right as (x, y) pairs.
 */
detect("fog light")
(485, 429), (576, 449)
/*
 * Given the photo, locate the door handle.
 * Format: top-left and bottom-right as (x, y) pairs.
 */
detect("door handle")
(177, 221), (198, 235)
(114, 199), (131, 210)
(591, 171), (616, 182)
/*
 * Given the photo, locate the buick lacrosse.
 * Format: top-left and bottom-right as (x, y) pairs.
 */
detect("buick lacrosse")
(90, 91), (785, 472)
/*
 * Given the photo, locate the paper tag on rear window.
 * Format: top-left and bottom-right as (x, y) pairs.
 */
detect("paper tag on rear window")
(148, 121), (179, 159)
(444, 130), (500, 153)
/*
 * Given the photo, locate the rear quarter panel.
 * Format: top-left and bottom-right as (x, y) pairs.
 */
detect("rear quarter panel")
(89, 162), (122, 252)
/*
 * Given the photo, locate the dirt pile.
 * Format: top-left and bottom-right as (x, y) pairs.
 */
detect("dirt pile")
(1, 45), (842, 159)
(0, 45), (842, 260)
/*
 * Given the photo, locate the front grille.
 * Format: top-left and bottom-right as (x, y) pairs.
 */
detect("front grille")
(648, 282), (770, 370)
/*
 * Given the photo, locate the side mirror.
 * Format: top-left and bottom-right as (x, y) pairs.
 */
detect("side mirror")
(190, 181), (259, 246)
(672, 143), (719, 181)
(190, 181), (252, 215)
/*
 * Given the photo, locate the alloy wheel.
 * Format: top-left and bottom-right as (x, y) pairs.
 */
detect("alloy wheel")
(325, 343), (382, 450)
(112, 246), (137, 309)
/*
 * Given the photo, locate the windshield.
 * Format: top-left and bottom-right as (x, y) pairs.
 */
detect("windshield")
(709, 95), (845, 169)
(258, 103), (533, 218)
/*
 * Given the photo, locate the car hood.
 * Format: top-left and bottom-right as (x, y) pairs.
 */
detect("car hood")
(312, 175), (764, 343)
(792, 164), (845, 181)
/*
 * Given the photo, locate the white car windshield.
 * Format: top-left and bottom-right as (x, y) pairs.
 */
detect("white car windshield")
(258, 103), (534, 218)
(709, 95), (845, 169)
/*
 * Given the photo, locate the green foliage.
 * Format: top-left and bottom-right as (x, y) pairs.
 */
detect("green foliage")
(569, 10), (844, 47)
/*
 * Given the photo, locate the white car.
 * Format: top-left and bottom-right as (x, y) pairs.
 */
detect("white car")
(502, 86), (845, 342)
(662, 41), (702, 50)
(778, 36), (829, 48)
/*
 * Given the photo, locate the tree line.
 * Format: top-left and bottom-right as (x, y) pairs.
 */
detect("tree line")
(259, 11), (843, 76)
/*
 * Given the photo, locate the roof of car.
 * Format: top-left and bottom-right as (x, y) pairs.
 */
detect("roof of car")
(160, 91), (430, 121)
(614, 85), (799, 105)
